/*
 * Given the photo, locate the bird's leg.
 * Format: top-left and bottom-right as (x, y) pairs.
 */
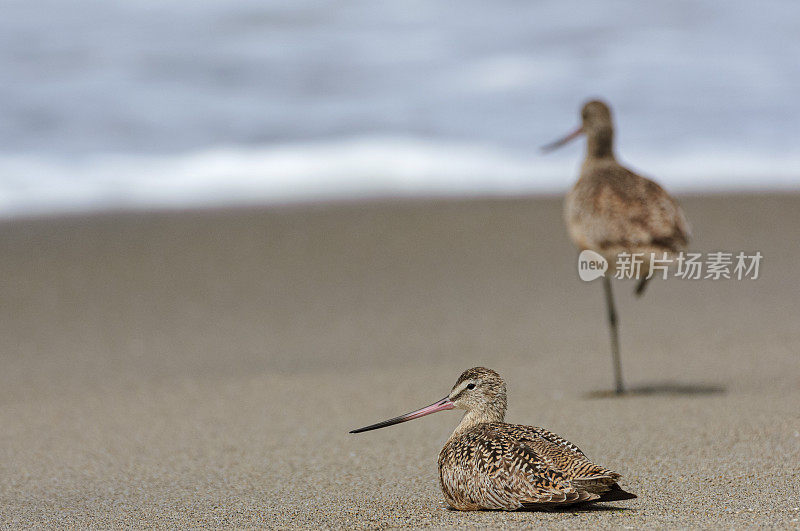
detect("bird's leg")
(602, 276), (625, 394)
(634, 276), (649, 297)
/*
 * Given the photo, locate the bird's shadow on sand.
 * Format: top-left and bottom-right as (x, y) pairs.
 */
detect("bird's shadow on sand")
(537, 504), (632, 514)
(585, 382), (726, 399)
(446, 505), (632, 514)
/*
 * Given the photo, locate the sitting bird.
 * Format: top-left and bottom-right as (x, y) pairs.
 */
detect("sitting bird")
(351, 367), (636, 510)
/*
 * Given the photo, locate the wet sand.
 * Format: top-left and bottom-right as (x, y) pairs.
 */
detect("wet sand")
(0, 194), (798, 528)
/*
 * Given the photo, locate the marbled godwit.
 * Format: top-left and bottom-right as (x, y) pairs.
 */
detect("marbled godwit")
(543, 100), (690, 394)
(351, 367), (636, 510)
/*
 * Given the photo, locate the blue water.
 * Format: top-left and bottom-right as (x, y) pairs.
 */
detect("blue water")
(1, 0), (799, 215)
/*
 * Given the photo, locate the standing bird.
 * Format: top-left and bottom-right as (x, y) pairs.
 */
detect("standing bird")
(543, 100), (690, 394)
(350, 367), (636, 510)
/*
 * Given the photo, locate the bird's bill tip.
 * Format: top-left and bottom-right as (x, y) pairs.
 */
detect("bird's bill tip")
(540, 126), (584, 153)
(349, 396), (454, 434)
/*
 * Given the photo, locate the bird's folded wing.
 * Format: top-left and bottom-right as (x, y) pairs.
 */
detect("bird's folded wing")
(441, 427), (595, 509)
(519, 436), (620, 484)
(516, 425), (589, 458)
(578, 167), (690, 251)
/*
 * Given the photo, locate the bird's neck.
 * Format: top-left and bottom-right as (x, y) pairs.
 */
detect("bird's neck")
(449, 407), (505, 440)
(585, 126), (615, 160)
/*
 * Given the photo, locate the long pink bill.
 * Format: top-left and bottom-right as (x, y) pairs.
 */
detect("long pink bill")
(540, 126), (584, 153)
(350, 397), (454, 433)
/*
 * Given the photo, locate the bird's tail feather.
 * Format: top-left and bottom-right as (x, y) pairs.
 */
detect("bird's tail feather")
(595, 483), (637, 502)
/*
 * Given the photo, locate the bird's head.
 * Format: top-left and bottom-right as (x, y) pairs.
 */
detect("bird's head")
(580, 100), (613, 132)
(542, 99), (615, 158)
(349, 367), (507, 434)
(446, 367), (507, 418)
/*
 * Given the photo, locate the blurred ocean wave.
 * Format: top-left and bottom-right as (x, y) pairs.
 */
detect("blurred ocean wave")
(1, 0), (798, 215)
(2, 137), (799, 217)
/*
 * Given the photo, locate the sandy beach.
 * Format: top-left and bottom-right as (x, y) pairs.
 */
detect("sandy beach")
(0, 193), (798, 528)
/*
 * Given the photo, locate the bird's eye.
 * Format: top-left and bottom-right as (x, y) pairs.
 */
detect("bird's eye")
(466, 383), (476, 390)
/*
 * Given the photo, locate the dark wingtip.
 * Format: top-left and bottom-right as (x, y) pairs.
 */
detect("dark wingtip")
(598, 484), (638, 502)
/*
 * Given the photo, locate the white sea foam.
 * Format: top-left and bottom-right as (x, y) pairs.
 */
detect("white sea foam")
(1, 137), (797, 217)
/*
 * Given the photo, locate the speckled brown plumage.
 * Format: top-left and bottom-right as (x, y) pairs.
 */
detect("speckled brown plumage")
(564, 100), (690, 282)
(437, 368), (634, 510)
(351, 367), (636, 511)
